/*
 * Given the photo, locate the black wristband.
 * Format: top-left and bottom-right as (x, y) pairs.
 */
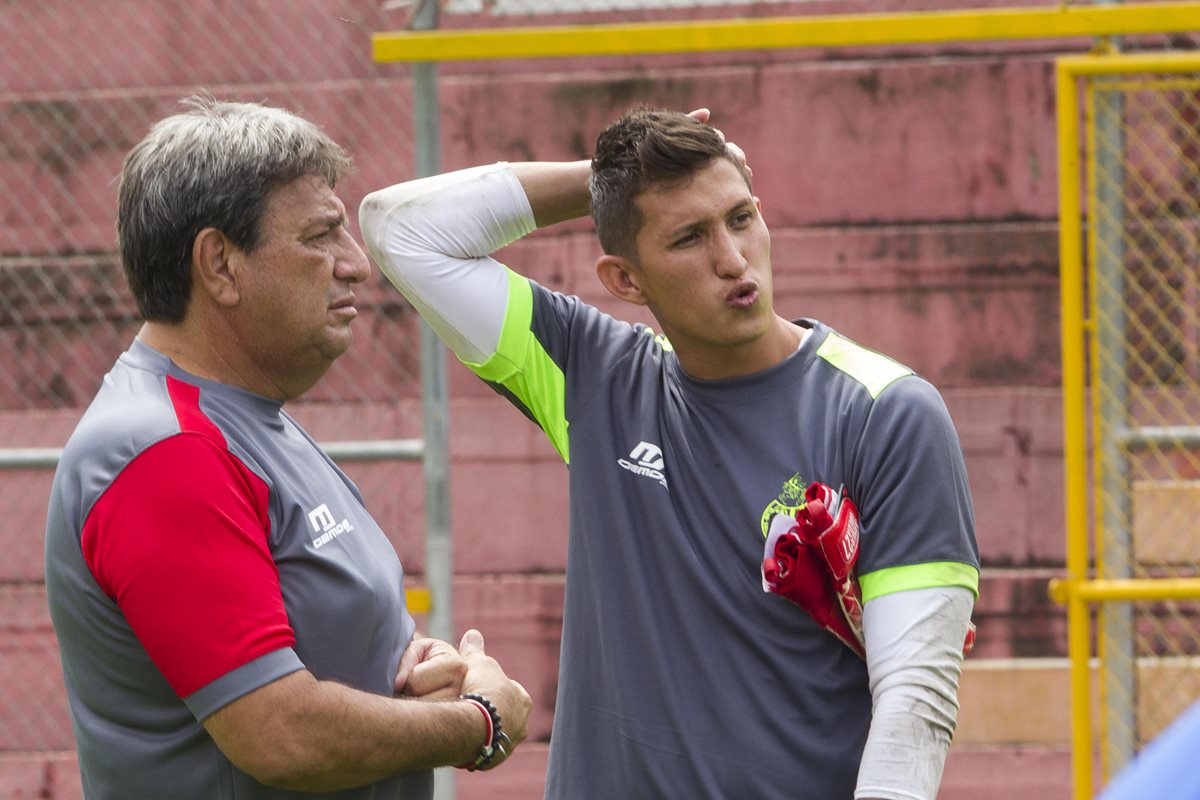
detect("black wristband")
(459, 693), (504, 771)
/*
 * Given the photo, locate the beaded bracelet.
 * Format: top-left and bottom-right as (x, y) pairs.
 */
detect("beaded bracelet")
(457, 693), (507, 771)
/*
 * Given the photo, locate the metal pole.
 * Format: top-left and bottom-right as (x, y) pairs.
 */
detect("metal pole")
(410, 1), (454, 798)
(410, 0), (448, 637)
(0, 440), (425, 469)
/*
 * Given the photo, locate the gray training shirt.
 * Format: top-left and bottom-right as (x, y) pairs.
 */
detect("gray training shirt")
(472, 277), (980, 799)
(45, 339), (428, 800)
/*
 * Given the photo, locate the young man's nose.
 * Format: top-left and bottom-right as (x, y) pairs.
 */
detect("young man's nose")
(713, 229), (748, 278)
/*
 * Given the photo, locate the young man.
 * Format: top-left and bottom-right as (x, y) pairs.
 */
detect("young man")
(44, 96), (530, 799)
(360, 107), (980, 799)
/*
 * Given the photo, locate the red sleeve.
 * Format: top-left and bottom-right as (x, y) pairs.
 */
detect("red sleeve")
(81, 432), (296, 699)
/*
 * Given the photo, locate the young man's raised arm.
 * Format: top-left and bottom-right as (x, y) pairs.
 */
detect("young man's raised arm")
(511, 161), (592, 227)
(358, 161), (589, 365)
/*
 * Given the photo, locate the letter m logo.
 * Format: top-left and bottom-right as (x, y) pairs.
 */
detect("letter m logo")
(308, 503), (336, 533)
(629, 441), (664, 470)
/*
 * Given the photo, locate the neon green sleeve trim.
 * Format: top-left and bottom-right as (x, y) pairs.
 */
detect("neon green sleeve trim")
(816, 332), (912, 399)
(463, 268), (570, 463)
(859, 561), (980, 603)
(466, 268), (531, 382)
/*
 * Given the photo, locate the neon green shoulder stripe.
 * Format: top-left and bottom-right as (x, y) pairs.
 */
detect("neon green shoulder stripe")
(462, 268), (570, 463)
(816, 332), (912, 399)
(859, 561), (980, 603)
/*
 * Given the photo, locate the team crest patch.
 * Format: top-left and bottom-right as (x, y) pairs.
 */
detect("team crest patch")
(759, 472), (807, 537)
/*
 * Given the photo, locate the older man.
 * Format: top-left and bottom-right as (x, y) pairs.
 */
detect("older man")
(45, 96), (529, 799)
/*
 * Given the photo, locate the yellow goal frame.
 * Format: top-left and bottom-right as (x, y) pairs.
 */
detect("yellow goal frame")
(373, 2), (1200, 63)
(1051, 50), (1200, 800)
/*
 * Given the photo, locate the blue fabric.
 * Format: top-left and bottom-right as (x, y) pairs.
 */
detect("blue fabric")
(1098, 699), (1200, 799)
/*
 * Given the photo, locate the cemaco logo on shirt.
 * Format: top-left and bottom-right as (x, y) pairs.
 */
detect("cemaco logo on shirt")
(618, 440), (668, 490)
(308, 503), (355, 549)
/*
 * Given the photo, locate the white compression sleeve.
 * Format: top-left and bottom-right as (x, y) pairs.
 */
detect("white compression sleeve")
(854, 585), (975, 800)
(358, 163), (535, 365)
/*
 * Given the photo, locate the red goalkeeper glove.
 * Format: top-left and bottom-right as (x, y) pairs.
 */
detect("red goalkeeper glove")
(762, 500), (866, 659)
(762, 482), (977, 659)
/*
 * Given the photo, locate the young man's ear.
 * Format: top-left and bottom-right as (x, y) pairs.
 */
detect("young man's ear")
(595, 254), (648, 306)
(192, 228), (242, 307)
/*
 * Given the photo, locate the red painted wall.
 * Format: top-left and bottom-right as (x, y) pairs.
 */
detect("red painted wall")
(6, 0), (1181, 795)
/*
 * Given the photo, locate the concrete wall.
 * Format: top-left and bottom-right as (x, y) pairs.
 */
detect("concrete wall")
(2, 0), (1155, 796)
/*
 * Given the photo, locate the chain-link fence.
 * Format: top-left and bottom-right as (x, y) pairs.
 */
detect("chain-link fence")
(9, 1), (1200, 796)
(0, 0), (426, 778)
(1056, 50), (1200, 797)
(1092, 60), (1200, 771)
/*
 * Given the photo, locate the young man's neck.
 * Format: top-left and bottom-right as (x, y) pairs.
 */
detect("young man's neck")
(673, 317), (809, 381)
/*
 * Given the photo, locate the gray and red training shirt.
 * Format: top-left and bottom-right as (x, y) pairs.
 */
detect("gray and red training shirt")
(45, 339), (428, 799)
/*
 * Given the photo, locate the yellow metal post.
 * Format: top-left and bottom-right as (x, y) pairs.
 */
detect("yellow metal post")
(373, 3), (1200, 63)
(1051, 578), (1200, 603)
(404, 587), (432, 614)
(1058, 51), (1200, 76)
(1056, 57), (1093, 800)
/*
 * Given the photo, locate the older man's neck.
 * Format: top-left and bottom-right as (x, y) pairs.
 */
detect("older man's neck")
(137, 320), (291, 402)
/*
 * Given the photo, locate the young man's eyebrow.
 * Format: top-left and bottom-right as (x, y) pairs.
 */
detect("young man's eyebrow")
(663, 220), (701, 239)
(724, 197), (755, 215)
(663, 198), (754, 238)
